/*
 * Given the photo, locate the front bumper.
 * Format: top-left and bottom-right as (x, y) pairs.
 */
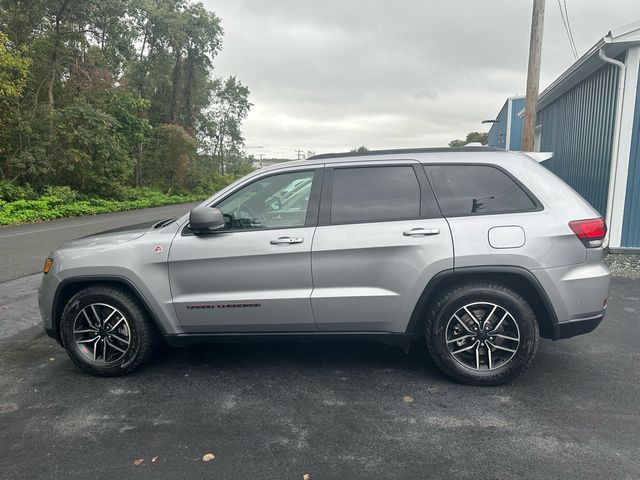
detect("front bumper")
(38, 271), (61, 342)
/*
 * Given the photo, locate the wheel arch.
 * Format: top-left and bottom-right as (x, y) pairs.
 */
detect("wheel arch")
(407, 266), (558, 339)
(52, 276), (168, 345)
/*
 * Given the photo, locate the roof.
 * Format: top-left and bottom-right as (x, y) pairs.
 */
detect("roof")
(250, 146), (511, 172)
(537, 19), (640, 110)
(307, 146), (503, 160)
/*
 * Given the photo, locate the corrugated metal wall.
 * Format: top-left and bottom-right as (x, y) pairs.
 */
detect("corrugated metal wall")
(621, 62), (640, 248)
(509, 98), (525, 151)
(487, 101), (508, 148)
(537, 63), (619, 216)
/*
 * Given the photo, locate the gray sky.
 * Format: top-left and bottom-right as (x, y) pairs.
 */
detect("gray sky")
(203, 0), (638, 159)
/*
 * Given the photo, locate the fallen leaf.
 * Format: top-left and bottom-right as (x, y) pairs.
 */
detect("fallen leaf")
(403, 395), (414, 403)
(202, 453), (215, 462)
(151, 456), (159, 463)
(303, 474), (311, 480)
(133, 458), (144, 466)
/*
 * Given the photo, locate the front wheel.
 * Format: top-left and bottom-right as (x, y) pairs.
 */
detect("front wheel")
(59, 286), (160, 376)
(424, 282), (539, 386)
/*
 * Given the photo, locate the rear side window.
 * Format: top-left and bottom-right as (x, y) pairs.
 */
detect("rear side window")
(331, 166), (420, 224)
(425, 165), (537, 216)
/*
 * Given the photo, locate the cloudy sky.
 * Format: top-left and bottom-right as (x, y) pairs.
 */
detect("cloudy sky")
(203, 0), (638, 159)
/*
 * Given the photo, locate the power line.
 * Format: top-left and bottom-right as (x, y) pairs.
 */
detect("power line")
(557, 0), (578, 60)
(563, 0), (579, 58)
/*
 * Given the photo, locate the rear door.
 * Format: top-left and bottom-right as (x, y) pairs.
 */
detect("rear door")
(310, 161), (454, 333)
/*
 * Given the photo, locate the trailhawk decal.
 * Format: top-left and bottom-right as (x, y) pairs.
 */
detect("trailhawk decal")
(186, 303), (261, 310)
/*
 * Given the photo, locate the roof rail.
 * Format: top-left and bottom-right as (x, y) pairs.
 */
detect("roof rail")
(307, 146), (503, 160)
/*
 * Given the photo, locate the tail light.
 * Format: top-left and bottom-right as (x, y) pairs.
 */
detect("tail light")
(568, 218), (607, 248)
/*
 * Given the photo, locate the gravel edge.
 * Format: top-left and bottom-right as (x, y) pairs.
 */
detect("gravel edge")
(605, 252), (640, 280)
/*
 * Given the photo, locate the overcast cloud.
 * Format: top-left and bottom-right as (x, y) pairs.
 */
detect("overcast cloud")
(203, 0), (638, 158)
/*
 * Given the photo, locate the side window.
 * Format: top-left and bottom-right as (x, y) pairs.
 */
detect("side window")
(215, 170), (315, 230)
(330, 166), (421, 224)
(424, 165), (537, 216)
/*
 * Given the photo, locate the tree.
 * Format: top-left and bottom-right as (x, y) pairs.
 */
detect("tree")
(200, 76), (252, 175)
(350, 145), (369, 152)
(0, 33), (30, 101)
(52, 101), (135, 194)
(145, 123), (197, 190)
(449, 131), (488, 147)
(0, 0), (252, 196)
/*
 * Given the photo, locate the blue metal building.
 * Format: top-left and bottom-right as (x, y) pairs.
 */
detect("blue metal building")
(486, 96), (525, 150)
(488, 21), (640, 250)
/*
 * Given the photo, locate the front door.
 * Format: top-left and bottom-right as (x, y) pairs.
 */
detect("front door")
(169, 168), (322, 333)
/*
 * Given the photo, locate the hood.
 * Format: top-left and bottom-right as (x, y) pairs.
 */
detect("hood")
(83, 219), (161, 237)
(58, 220), (160, 250)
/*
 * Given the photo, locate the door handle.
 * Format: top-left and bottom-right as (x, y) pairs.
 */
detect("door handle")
(403, 228), (440, 237)
(270, 236), (304, 245)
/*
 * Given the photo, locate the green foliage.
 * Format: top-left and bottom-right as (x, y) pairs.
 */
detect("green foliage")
(200, 76), (252, 175)
(0, 181), (36, 201)
(0, 188), (206, 225)
(465, 131), (489, 144)
(144, 123), (197, 191)
(0, 0), (254, 223)
(52, 100), (136, 195)
(350, 146), (369, 152)
(0, 32), (30, 101)
(449, 131), (489, 147)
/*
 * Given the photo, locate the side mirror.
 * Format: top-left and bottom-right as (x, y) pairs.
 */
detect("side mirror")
(189, 206), (225, 234)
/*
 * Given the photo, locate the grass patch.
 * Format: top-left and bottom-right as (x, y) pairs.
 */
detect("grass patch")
(0, 189), (206, 226)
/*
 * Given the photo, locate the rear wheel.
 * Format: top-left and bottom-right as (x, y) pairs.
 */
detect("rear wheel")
(424, 282), (539, 385)
(60, 286), (160, 376)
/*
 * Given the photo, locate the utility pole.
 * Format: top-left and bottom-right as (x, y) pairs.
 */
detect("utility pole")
(522, 0), (545, 151)
(295, 149), (304, 160)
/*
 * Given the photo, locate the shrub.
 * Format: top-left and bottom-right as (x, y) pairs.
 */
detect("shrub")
(0, 181), (36, 202)
(0, 190), (206, 225)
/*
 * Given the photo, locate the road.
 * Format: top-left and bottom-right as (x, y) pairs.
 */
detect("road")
(0, 202), (199, 283)
(0, 208), (639, 479)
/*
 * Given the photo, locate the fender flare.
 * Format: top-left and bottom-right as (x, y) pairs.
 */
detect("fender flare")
(51, 275), (169, 343)
(405, 265), (559, 338)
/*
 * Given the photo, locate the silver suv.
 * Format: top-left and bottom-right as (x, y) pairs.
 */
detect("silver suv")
(38, 147), (611, 385)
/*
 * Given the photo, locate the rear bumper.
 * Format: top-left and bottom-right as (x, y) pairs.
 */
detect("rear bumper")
(552, 312), (605, 340)
(532, 256), (610, 337)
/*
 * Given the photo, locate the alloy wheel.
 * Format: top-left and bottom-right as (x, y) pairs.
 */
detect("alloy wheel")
(73, 303), (131, 363)
(445, 302), (520, 371)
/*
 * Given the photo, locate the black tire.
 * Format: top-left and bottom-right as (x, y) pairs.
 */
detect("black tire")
(424, 282), (539, 386)
(59, 285), (160, 376)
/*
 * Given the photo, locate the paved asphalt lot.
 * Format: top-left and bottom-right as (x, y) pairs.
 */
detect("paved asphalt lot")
(0, 207), (639, 479)
(0, 202), (199, 283)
